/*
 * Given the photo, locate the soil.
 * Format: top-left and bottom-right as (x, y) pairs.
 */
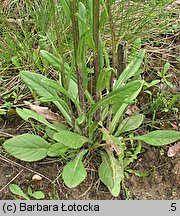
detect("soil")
(0, 115), (179, 200)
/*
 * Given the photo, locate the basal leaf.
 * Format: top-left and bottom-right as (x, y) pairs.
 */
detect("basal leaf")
(16, 108), (58, 131)
(130, 130), (180, 146)
(4, 134), (50, 161)
(47, 143), (68, 157)
(54, 131), (90, 149)
(99, 150), (124, 197)
(40, 50), (70, 73)
(62, 150), (88, 188)
(107, 150), (124, 197)
(98, 151), (114, 189)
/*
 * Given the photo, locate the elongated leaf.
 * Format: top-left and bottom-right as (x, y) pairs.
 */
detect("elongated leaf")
(109, 103), (127, 135)
(96, 68), (113, 92)
(41, 77), (81, 112)
(99, 149), (124, 197)
(89, 80), (143, 116)
(20, 71), (58, 99)
(47, 143), (68, 157)
(62, 150), (88, 188)
(9, 184), (30, 200)
(40, 50), (70, 73)
(54, 131), (90, 149)
(4, 134), (50, 161)
(114, 50), (145, 90)
(16, 108), (59, 131)
(20, 71), (71, 125)
(116, 114), (144, 135)
(107, 150), (124, 197)
(110, 80), (144, 135)
(129, 130), (180, 146)
(78, 2), (86, 37)
(59, 0), (71, 19)
(98, 151), (114, 189)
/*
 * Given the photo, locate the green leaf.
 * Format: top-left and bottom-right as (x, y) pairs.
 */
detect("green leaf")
(20, 71), (58, 100)
(124, 142), (142, 168)
(27, 186), (33, 196)
(54, 131), (90, 149)
(116, 114), (144, 135)
(62, 150), (88, 188)
(40, 50), (70, 74)
(107, 150), (124, 197)
(99, 150), (124, 197)
(114, 50), (145, 90)
(9, 184), (30, 200)
(162, 62), (170, 77)
(47, 143), (68, 157)
(96, 68), (114, 93)
(89, 80), (143, 116)
(42, 77), (81, 112)
(110, 81), (143, 135)
(30, 191), (45, 199)
(126, 169), (149, 177)
(45, 123), (67, 139)
(59, 0), (71, 19)
(98, 151), (114, 189)
(16, 108), (57, 131)
(129, 130), (180, 146)
(4, 134), (50, 161)
(20, 71), (72, 125)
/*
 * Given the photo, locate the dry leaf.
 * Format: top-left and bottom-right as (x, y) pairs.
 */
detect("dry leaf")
(167, 142), (180, 157)
(32, 174), (42, 181)
(170, 123), (178, 130)
(125, 105), (139, 116)
(24, 101), (63, 123)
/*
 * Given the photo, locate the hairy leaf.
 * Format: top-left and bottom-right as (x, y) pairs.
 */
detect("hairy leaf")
(16, 108), (59, 131)
(99, 150), (123, 197)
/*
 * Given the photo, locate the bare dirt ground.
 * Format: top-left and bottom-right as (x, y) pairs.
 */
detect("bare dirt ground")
(0, 115), (179, 200)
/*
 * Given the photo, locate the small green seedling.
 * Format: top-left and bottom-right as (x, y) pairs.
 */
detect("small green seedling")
(9, 184), (45, 200)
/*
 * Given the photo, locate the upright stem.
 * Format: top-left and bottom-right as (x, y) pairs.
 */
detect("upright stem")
(106, 0), (116, 128)
(50, 0), (75, 126)
(70, 0), (86, 135)
(93, 0), (101, 121)
(117, 41), (127, 78)
(70, 0), (86, 115)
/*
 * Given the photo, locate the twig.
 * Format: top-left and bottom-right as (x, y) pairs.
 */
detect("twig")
(0, 169), (23, 192)
(93, 0), (101, 121)
(0, 154), (53, 183)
